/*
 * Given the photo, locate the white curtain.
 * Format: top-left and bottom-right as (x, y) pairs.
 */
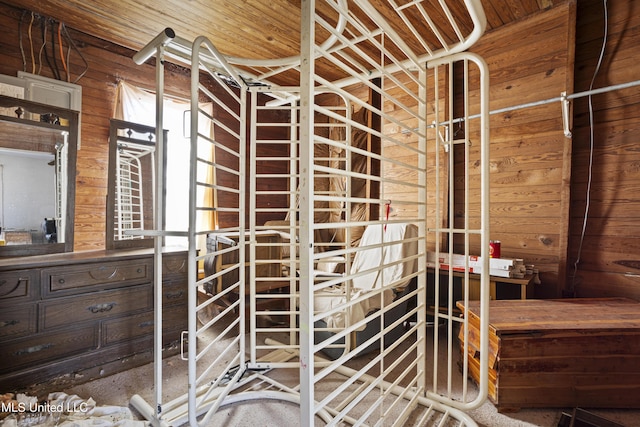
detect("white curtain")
(114, 81), (212, 249)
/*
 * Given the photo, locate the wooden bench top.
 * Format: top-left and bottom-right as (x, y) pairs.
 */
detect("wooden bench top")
(457, 297), (640, 335)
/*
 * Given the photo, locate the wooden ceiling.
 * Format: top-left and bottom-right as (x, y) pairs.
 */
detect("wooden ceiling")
(3, 0), (562, 57)
(2, 0), (564, 86)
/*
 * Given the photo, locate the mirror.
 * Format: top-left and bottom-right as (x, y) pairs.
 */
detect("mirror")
(106, 119), (167, 250)
(0, 94), (78, 257)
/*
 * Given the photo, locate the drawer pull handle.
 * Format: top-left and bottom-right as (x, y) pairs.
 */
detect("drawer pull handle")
(165, 291), (184, 300)
(139, 321), (154, 328)
(0, 319), (19, 328)
(88, 302), (116, 313)
(0, 277), (28, 297)
(137, 268), (143, 273)
(58, 278), (66, 284)
(180, 330), (188, 361)
(89, 267), (118, 280)
(15, 343), (53, 356)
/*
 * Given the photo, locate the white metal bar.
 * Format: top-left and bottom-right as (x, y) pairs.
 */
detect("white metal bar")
(462, 57), (471, 402)
(187, 37), (200, 427)
(477, 50), (492, 412)
(152, 42), (166, 427)
(54, 136), (68, 242)
(415, 61), (428, 401)
(429, 77), (640, 134)
(427, 51), (490, 412)
(299, 0), (316, 424)
(447, 57), (457, 399)
(249, 83), (258, 364)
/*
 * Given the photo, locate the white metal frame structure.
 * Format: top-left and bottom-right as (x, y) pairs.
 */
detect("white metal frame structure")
(130, 1), (490, 426)
(114, 141), (154, 240)
(54, 132), (68, 243)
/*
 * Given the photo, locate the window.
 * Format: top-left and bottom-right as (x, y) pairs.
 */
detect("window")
(113, 81), (212, 248)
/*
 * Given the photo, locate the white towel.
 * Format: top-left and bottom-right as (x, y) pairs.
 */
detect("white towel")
(315, 223), (418, 330)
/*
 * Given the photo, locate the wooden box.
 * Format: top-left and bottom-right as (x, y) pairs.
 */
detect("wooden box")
(457, 298), (640, 412)
(4, 231), (32, 245)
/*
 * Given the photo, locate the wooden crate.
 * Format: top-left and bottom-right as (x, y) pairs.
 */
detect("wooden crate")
(457, 298), (640, 412)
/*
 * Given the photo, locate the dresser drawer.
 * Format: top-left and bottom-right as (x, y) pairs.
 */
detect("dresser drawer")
(0, 270), (37, 304)
(163, 278), (187, 306)
(43, 259), (151, 296)
(0, 304), (36, 339)
(0, 323), (97, 374)
(40, 285), (153, 331)
(163, 253), (187, 278)
(103, 311), (154, 345)
(161, 305), (188, 344)
(102, 305), (187, 346)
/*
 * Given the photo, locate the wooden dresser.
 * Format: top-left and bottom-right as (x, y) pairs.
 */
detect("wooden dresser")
(0, 248), (188, 392)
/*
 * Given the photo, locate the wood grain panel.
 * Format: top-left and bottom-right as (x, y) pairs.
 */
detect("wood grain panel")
(460, 298), (640, 410)
(568, 0), (640, 298)
(460, 2), (575, 297)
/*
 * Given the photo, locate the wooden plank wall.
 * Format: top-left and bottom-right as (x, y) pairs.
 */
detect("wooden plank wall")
(0, 2), (287, 251)
(568, 0), (640, 298)
(384, 0), (640, 300)
(0, 2), (187, 251)
(381, 3), (577, 298)
(466, 2), (577, 298)
(371, 3), (577, 298)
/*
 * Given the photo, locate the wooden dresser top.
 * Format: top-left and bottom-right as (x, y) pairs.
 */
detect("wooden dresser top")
(0, 247), (187, 270)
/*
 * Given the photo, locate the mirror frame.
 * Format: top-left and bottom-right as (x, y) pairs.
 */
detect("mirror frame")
(0, 94), (78, 257)
(106, 119), (167, 250)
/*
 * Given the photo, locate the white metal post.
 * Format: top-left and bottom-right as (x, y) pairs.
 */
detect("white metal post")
(239, 86), (248, 369)
(298, 0), (316, 424)
(427, 51), (490, 411)
(249, 89), (258, 363)
(153, 43), (166, 427)
(416, 65), (427, 394)
(476, 50), (491, 411)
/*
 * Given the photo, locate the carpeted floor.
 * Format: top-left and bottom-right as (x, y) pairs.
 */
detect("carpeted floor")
(58, 323), (638, 427)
